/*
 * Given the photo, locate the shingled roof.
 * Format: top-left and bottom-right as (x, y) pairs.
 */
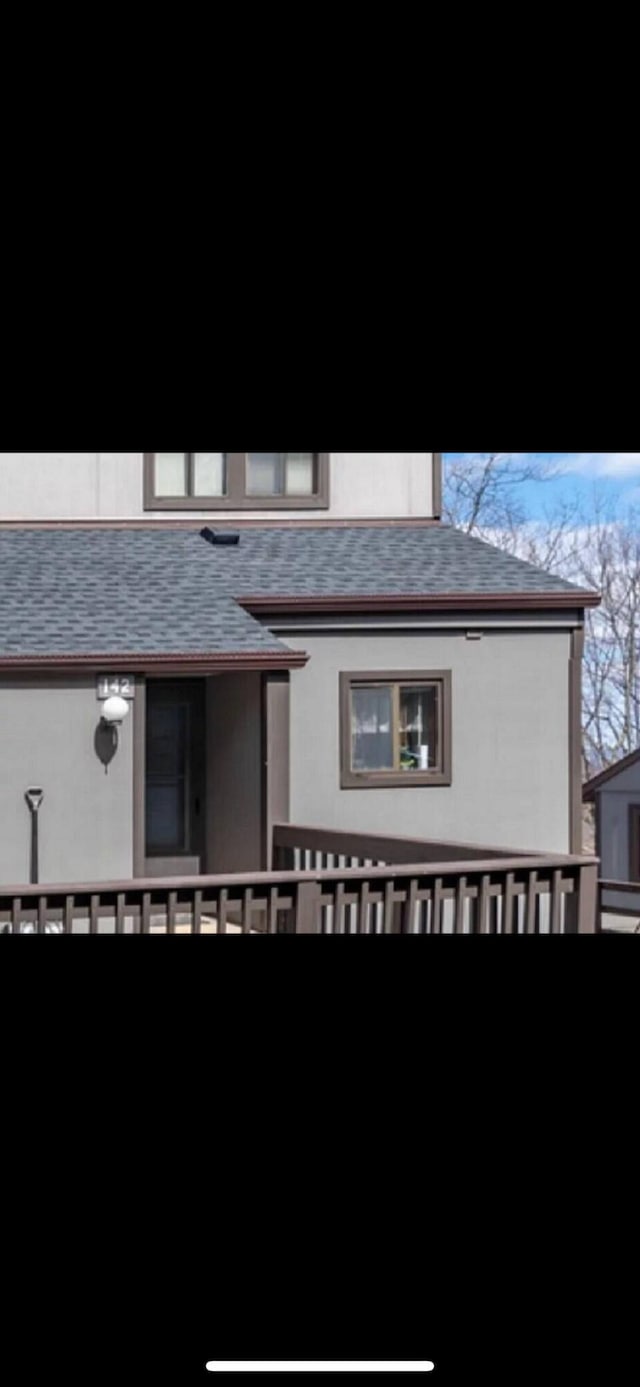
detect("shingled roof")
(0, 525), (598, 664)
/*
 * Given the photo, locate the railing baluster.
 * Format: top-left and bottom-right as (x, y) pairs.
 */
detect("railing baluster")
(503, 873), (516, 934)
(478, 875), (491, 935)
(12, 897), (21, 935)
(193, 890), (203, 935)
(402, 879), (418, 934)
(141, 893), (151, 935)
(334, 882), (346, 935)
(551, 870), (563, 934)
(116, 893), (126, 935)
(268, 887), (279, 935)
(167, 891), (178, 935)
(64, 895), (74, 935)
(489, 891), (499, 934)
(455, 877), (467, 934)
(218, 889), (229, 935)
(357, 883), (372, 935)
(38, 896), (48, 935)
(432, 879), (444, 935)
(525, 871), (539, 934)
(89, 895), (100, 935)
(383, 880), (397, 934)
(242, 889), (253, 935)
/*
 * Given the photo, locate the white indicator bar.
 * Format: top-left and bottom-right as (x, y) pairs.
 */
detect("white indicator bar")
(206, 1366), (434, 1375)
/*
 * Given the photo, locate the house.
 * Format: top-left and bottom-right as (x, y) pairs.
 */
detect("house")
(583, 749), (640, 930)
(0, 451), (600, 930)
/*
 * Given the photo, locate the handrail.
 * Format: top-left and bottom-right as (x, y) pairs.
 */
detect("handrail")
(0, 855), (598, 900)
(273, 822), (540, 863)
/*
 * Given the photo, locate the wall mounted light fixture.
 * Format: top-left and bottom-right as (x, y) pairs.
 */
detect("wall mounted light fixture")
(96, 695), (131, 769)
(101, 695), (131, 728)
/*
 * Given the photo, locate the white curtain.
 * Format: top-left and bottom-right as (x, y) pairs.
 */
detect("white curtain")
(285, 453), (315, 495)
(194, 452), (226, 496)
(155, 452), (187, 496)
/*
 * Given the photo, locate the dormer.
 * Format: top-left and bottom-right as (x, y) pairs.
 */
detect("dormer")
(0, 452), (442, 522)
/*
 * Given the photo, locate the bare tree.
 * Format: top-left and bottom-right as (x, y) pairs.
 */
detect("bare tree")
(572, 500), (640, 775)
(443, 452), (565, 542)
(443, 455), (640, 778)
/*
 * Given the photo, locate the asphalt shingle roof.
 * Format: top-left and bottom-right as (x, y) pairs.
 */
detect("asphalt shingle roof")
(0, 525), (594, 658)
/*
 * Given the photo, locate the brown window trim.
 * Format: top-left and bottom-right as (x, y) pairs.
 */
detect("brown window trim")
(144, 453), (330, 511)
(629, 804), (640, 882)
(340, 670), (452, 789)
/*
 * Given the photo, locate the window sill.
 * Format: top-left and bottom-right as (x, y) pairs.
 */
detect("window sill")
(340, 771), (452, 790)
(143, 495), (331, 512)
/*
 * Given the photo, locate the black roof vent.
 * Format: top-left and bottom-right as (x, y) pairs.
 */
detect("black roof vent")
(200, 528), (240, 547)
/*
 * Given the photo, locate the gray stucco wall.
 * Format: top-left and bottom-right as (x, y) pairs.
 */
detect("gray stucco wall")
(0, 679), (134, 886)
(285, 628), (572, 854)
(0, 628), (575, 887)
(0, 453), (435, 521)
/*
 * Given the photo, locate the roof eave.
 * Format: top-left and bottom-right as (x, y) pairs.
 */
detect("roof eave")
(583, 745), (640, 800)
(241, 591), (601, 615)
(0, 651), (309, 675)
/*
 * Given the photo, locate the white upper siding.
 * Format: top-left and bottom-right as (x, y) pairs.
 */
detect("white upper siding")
(0, 452), (438, 521)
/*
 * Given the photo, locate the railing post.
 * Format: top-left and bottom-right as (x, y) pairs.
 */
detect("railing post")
(295, 881), (322, 934)
(577, 862), (598, 934)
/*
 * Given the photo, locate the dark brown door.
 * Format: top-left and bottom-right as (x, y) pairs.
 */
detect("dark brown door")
(145, 680), (206, 876)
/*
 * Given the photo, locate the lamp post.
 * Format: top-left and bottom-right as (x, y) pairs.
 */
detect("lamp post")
(25, 788), (44, 885)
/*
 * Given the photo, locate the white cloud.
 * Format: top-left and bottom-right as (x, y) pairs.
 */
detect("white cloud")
(560, 453), (640, 477)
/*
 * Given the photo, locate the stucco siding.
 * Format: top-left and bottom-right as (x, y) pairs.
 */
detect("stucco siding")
(286, 628), (572, 854)
(0, 453), (436, 521)
(0, 679), (134, 886)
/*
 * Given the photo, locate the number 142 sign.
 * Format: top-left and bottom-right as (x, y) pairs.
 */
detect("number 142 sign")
(97, 674), (135, 701)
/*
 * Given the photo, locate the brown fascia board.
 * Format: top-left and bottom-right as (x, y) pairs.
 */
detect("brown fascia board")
(0, 517), (443, 531)
(241, 590), (601, 615)
(583, 746), (640, 801)
(0, 651), (309, 674)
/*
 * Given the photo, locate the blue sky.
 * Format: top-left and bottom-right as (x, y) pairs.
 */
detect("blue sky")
(444, 453), (640, 517)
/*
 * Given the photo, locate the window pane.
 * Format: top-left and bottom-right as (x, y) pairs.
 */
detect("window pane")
(351, 686), (394, 771)
(147, 704), (187, 777)
(194, 452), (226, 496)
(399, 686), (439, 772)
(247, 453), (284, 496)
(146, 784), (186, 852)
(146, 702), (189, 852)
(285, 453), (316, 496)
(155, 453), (187, 497)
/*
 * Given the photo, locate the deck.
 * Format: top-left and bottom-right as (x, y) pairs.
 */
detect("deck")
(0, 824), (600, 934)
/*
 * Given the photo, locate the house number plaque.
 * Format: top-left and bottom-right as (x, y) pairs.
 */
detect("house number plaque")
(97, 675), (136, 701)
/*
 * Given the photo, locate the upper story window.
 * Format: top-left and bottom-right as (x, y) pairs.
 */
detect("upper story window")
(144, 453), (330, 510)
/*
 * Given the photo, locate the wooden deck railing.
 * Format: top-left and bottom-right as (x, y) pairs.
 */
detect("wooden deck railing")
(0, 824), (599, 934)
(272, 823), (537, 871)
(597, 879), (640, 933)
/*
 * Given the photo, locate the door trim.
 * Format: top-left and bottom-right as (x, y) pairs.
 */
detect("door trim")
(135, 677), (206, 878)
(133, 676), (146, 878)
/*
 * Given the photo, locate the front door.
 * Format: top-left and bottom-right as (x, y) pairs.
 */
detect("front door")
(145, 680), (206, 876)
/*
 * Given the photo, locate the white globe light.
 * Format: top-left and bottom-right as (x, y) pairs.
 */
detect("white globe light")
(102, 695), (130, 726)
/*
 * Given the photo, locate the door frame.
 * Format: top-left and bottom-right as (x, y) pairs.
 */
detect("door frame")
(133, 676), (206, 878)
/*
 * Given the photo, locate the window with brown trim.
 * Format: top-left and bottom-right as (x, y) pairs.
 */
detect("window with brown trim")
(340, 671), (452, 789)
(144, 453), (330, 510)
